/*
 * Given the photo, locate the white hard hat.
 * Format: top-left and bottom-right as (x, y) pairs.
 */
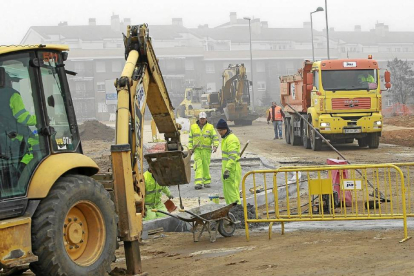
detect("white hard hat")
(199, 112), (207, 119)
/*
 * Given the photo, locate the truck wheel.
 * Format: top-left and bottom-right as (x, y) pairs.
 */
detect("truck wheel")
(310, 129), (322, 151)
(358, 137), (368, 147)
(30, 175), (117, 276)
(284, 119), (291, 144)
(302, 120), (311, 149)
(368, 133), (380, 149)
(291, 118), (301, 146)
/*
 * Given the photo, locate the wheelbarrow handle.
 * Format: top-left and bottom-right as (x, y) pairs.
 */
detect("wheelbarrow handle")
(152, 209), (180, 220)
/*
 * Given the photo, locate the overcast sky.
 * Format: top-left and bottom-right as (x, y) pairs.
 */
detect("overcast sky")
(2, 0), (414, 45)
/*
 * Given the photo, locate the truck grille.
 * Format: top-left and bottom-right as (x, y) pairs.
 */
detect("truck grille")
(331, 98), (371, 110)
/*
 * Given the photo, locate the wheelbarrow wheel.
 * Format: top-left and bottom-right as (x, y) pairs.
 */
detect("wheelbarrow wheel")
(218, 212), (236, 237)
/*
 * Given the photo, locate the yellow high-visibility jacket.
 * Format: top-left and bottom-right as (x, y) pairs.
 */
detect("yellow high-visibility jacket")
(188, 122), (219, 151)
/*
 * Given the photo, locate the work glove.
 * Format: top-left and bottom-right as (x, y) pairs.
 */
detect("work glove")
(168, 195), (174, 200)
(188, 149), (193, 155)
(212, 146), (218, 153)
(223, 169), (230, 180)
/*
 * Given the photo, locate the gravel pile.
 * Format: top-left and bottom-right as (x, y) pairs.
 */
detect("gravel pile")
(231, 204), (268, 229)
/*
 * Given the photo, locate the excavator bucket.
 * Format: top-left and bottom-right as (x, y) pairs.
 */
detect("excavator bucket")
(144, 151), (191, 186)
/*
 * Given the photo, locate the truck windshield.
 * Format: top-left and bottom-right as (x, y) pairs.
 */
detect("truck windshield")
(321, 69), (378, 91)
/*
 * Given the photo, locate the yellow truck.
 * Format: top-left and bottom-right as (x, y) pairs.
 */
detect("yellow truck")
(280, 57), (391, 151)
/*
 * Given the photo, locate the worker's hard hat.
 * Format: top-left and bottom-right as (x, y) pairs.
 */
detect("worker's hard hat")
(199, 112), (207, 119)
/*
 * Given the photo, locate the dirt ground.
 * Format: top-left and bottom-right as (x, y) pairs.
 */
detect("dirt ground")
(24, 118), (414, 276)
(109, 229), (414, 276)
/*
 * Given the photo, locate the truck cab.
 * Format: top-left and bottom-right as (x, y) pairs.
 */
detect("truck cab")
(308, 58), (390, 148)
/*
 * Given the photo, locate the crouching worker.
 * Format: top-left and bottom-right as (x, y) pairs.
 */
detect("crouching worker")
(144, 169), (173, 221)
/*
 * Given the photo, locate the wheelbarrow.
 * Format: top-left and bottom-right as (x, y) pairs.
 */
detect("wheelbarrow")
(152, 202), (240, 242)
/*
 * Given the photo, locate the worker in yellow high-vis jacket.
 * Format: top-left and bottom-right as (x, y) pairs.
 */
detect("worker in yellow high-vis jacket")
(0, 70), (38, 173)
(143, 169), (173, 221)
(188, 112), (219, 190)
(216, 119), (242, 204)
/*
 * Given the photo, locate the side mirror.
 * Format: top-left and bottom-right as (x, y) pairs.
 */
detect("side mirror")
(384, 70), (391, 89)
(384, 70), (391, 83)
(47, 95), (55, 108)
(306, 72), (313, 92)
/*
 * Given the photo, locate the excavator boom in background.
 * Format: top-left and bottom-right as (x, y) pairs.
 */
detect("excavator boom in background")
(207, 64), (258, 126)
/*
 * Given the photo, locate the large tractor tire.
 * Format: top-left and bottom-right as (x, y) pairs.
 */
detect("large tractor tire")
(284, 118), (291, 144)
(30, 175), (117, 276)
(368, 133), (380, 149)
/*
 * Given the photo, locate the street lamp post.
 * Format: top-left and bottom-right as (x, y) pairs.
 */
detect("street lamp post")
(243, 17), (255, 111)
(310, 7), (324, 61)
(325, 0), (330, 59)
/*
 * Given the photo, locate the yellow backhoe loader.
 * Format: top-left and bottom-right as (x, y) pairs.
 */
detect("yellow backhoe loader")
(0, 24), (190, 276)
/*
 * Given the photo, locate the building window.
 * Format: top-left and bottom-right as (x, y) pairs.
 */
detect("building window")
(74, 62), (84, 73)
(257, 81), (266, 92)
(98, 102), (108, 113)
(166, 61), (176, 71)
(75, 82), (86, 91)
(97, 82), (105, 92)
(206, 63), (215, 73)
(256, 62), (265, 73)
(207, 82), (217, 93)
(96, 61), (106, 73)
(185, 59), (194, 71)
(112, 61), (122, 72)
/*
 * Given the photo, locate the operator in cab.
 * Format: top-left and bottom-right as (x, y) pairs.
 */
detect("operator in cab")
(0, 68), (38, 174)
(358, 71), (375, 84)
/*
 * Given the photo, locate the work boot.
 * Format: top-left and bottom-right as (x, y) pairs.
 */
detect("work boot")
(195, 184), (203, 190)
(204, 184), (211, 188)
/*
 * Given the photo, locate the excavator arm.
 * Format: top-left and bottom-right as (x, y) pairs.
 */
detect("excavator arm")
(111, 24), (191, 275)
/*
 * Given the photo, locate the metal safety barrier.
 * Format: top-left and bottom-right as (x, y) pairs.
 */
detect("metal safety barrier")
(393, 163), (414, 217)
(242, 164), (412, 243)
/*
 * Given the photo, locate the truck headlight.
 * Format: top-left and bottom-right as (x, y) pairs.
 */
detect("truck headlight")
(374, 121), (382, 126)
(321, 122), (330, 127)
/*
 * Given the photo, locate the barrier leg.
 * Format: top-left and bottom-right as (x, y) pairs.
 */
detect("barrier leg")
(281, 222), (285, 235)
(268, 222), (273, 240)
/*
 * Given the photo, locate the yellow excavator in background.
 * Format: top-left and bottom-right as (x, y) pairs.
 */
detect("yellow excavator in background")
(0, 24), (190, 276)
(176, 87), (215, 121)
(206, 64), (259, 126)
